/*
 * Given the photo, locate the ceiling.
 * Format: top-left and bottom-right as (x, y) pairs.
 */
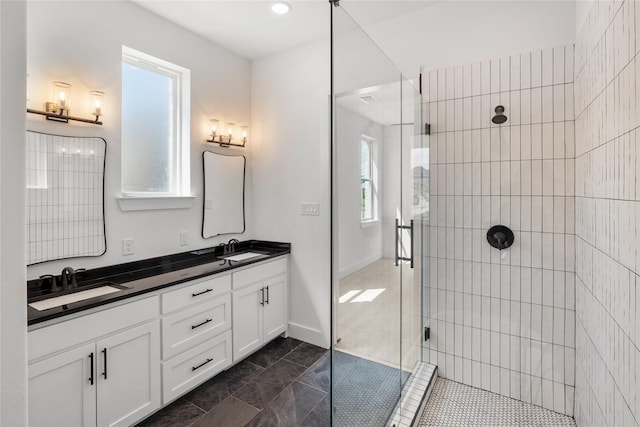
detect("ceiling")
(132, 1), (437, 60)
(336, 82), (414, 126)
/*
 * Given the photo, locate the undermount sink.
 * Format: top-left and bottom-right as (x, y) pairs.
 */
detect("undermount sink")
(221, 252), (266, 262)
(28, 283), (128, 311)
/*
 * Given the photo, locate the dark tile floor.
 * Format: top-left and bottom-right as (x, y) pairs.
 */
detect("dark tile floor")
(136, 337), (330, 427)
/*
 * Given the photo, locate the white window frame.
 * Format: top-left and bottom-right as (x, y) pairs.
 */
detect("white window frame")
(118, 46), (193, 211)
(360, 135), (378, 225)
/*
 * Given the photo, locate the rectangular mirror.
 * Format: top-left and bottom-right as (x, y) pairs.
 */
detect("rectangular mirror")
(202, 151), (245, 238)
(26, 131), (106, 265)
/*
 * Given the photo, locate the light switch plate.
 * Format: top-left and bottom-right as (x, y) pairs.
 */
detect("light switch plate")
(301, 202), (319, 216)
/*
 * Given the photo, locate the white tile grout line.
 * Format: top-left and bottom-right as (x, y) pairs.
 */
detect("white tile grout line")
(387, 362), (438, 427)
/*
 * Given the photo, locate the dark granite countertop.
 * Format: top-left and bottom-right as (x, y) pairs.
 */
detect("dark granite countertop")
(27, 240), (290, 326)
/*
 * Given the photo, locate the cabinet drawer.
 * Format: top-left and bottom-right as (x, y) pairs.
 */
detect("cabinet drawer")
(232, 257), (288, 290)
(161, 330), (232, 404)
(161, 274), (231, 314)
(161, 294), (231, 360)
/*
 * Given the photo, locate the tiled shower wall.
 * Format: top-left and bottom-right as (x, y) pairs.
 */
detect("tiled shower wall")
(423, 45), (576, 416)
(574, 1), (640, 426)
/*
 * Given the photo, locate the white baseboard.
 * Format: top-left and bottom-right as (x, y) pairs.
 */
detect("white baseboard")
(287, 322), (328, 349)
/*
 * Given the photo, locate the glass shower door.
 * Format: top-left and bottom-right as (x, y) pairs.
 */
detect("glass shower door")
(331, 3), (425, 425)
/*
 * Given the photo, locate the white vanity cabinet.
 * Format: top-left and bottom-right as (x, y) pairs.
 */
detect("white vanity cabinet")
(28, 297), (160, 427)
(160, 275), (233, 403)
(232, 257), (288, 361)
(27, 253), (290, 426)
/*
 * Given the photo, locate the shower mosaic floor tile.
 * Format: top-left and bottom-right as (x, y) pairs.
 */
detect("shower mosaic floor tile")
(418, 378), (576, 427)
(332, 351), (411, 427)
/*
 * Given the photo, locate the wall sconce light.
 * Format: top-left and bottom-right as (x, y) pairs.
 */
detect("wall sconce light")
(27, 80), (104, 125)
(226, 122), (235, 142)
(90, 91), (105, 119)
(209, 119), (219, 140)
(241, 126), (248, 145)
(45, 81), (71, 116)
(206, 119), (247, 147)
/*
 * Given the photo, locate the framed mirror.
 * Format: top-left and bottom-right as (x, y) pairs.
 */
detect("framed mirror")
(26, 131), (106, 265)
(202, 151), (246, 238)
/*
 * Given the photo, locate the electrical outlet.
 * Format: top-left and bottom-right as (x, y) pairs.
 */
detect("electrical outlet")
(301, 202), (319, 216)
(180, 231), (189, 246)
(122, 238), (134, 256)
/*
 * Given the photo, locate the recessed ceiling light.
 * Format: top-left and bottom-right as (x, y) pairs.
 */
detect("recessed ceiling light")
(271, 2), (291, 15)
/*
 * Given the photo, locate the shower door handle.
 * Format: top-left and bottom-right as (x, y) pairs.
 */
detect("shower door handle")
(395, 219), (414, 269)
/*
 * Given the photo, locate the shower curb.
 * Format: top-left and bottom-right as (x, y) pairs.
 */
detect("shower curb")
(387, 362), (438, 427)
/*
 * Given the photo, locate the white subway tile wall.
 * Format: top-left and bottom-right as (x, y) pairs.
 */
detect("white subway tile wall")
(423, 45), (576, 417)
(574, 1), (640, 427)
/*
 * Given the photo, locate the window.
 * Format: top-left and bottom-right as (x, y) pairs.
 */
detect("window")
(360, 136), (377, 222)
(121, 46), (190, 199)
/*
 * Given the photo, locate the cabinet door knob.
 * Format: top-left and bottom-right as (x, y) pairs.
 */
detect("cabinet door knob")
(260, 287), (265, 306)
(265, 286), (270, 305)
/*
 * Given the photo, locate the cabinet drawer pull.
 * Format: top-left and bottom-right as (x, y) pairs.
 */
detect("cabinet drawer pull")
(101, 348), (108, 379)
(192, 288), (213, 297)
(191, 318), (213, 330)
(88, 352), (94, 385)
(260, 287), (265, 306)
(192, 358), (213, 371)
(265, 286), (270, 304)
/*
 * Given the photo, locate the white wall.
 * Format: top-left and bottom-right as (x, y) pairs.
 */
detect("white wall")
(251, 35), (331, 348)
(26, 1), (252, 279)
(574, 1), (640, 426)
(335, 105), (383, 277)
(0, 1), (28, 425)
(424, 45), (576, 416)
(345, 1), (577, 80)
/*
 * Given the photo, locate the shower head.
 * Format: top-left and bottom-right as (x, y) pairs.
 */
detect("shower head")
(492, 105), (507, 124)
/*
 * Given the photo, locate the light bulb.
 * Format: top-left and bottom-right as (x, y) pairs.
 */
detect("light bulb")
(227, 123), (235, 140)
(241, 126), (248, 144)
(90, 91), (105, 117)
(52, 81), (71, 111)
